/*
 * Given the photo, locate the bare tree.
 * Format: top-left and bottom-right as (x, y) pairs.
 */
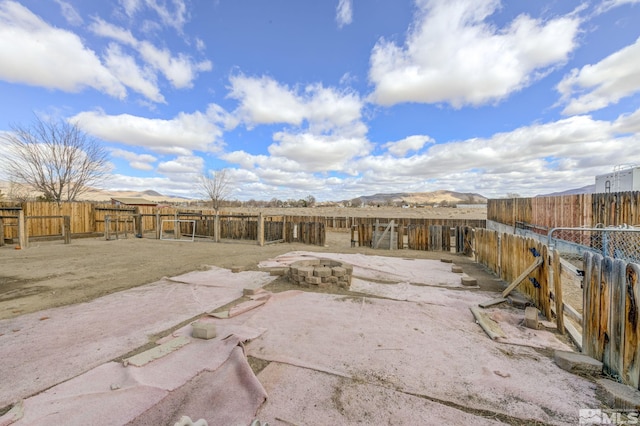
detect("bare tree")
(199, 169), (232, 211)
(1, 117), (109, 204)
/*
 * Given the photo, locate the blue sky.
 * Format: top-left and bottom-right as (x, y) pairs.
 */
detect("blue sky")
(1, 0), (640, 201)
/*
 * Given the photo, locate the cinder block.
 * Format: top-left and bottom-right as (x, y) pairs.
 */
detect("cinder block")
(440, 258), (453, 263)
(554, 350), (603, 376)
(231, 266), (243, 273)
(524, 306), (539, 329)
(326, 276), (338, 284)
(451, 265), (463, 273)
(192, 321), (217, 340)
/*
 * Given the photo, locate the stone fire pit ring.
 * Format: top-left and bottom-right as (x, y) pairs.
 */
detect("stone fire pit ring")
(288, 258), (353, 289)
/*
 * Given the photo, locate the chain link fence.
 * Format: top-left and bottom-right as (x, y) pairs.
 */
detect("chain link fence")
(548, 226), (640, 264)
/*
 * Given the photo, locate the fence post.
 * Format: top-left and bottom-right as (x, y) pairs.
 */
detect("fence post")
(18, 209), (28, 248)
(134, 207), (142, 236)
(257, 212), (264, 246)
(174, 212), (181, 239)
(105, 215), (111, 240)
(0, 218), (4, 247)
(155, 211), (161, 239)
(214, 212), (220, 242)
(551, 249), (564, 334)
(63, 216), (71, 244)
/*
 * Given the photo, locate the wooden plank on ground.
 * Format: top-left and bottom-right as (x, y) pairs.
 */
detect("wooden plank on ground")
(479, 298), (507, 308)
(470, 306), (506, 340)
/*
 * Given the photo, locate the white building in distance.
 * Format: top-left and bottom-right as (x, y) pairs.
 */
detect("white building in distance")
(595, 165), (640, 193)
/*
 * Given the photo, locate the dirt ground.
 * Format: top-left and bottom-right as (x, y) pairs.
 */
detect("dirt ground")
(0, 207), (492, 320)
(0, 229), (507, 321)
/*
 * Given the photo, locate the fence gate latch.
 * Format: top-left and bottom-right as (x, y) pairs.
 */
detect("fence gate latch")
(529, 247), (541, 257)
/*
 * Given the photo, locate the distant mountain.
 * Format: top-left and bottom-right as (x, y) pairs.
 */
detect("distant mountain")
(538, 184), (595, 197)
(348, 190), (487, 206)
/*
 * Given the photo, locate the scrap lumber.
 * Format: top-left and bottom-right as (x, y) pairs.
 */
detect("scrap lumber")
(479, 297), (507, 308)
(470, 306), (506, 340)
(501, 256), (543, 298)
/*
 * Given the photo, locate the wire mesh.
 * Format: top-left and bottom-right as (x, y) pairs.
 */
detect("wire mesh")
(548, 226), (640, 264)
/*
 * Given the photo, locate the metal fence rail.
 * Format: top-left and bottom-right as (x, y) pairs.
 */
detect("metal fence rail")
(548, 226), (640, 264)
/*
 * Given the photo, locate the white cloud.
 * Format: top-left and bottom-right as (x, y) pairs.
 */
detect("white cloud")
(336, 0), (353, 28)
(90, 18), (212, 91)
(55, 0), (83, 25)
(110, 148), (157, 171)
(383, 135), (434, 157)
(103, 43), (165, 103)
(228, 75), (363, 130)
(597, 0), (640, 14)
(368, 0), (580, 107)
(0, 1), (126, 98)
(137, 41), (211, 89)
(157, 155), (203, 182)
(557, 37), (640, 115)
(71, 105), (230, 155)
(119, 0), (189, 33)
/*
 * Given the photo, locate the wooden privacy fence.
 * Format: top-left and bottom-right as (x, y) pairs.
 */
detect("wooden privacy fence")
(582, 252), (640, 388)
(488, 191), (640, 231)
(475, 229), (552, 321)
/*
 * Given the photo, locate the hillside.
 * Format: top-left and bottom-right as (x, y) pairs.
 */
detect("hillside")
(351, 190), (487, 206)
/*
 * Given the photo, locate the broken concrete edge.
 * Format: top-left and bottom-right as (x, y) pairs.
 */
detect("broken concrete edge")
(553, 349), (603, 377)
(123, 335), (191, 367)
(597, 378), (640, 410)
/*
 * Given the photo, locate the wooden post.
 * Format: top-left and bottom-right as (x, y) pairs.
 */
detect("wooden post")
(257, 212), (264, 246)
(214, 212), (220, 242)
(0, 217), (4, 247)
(105, 215), (111, 240)
(63, 216), (71, 244)
(174, 212), (181, 239)
(282, 215), (287, 242)
(134, 207), (142, 236)
(155, 211), (161, 239)
(551, 249), (564, 334)
(18, 209), (27, 248)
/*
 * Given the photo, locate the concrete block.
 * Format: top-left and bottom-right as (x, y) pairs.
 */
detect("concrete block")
(554, 350), (603, 376)
(270, 267), (288, 276)
(508, 293), (533, 308)
(192, 321), (217, 340)
(307, 276), (322, 285)
(524, 306), (539, 329)
(597, 378), (640, 410)
(451, 265), (463, 273)
(314, 267), (332, 277)
(461, 275), (477, 286)
(243, 287), (262, 296)
(298, 267), (314, 278)
(440, 258), (453, 263)
(332, 266), (346, 277)
(231, 266), (243, 273)
(326, 276), (338, 284)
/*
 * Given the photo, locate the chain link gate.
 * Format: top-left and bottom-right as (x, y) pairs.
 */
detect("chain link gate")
(548, 226), (640, 264)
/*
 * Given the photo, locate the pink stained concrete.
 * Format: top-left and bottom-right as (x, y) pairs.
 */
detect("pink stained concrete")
(1, 335), (267, 426)
(240, 291), (597, 425)
(259, 251), (468, 287)
(0, 267), (275, 408)
(255, 362), (506, 425)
